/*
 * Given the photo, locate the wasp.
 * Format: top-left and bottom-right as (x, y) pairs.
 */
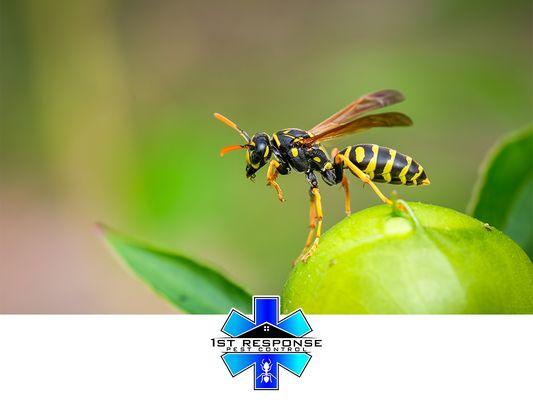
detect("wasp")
(215, 90), (430, 264)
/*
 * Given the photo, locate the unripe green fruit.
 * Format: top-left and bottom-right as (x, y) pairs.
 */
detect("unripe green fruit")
(282, 202), (533, 314)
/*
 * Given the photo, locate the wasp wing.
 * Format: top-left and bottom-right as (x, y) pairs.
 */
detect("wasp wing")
(299, 112), (413, 146)
(304, 90), (406, 144)
(309, 90), (406, 135)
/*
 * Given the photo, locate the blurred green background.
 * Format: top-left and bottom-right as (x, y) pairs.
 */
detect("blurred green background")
(1, 0), (531, 312)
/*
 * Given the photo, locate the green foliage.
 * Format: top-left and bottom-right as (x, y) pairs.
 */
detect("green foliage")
(468, 125), (533, 257)
(283, 202), (533, 314)
(99, 224), (252, 314)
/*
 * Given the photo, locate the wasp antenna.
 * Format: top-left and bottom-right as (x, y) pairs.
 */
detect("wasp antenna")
(220, 144), (245, 157)
(214, 113), (238, 129)
(214, 112), (251, 142)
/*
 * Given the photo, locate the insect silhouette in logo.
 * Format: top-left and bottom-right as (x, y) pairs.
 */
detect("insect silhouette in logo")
(257, 359), (276, 384)
(215, 90), (430, 264)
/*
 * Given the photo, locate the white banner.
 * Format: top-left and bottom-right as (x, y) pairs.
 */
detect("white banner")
(1, 315), (532, 399)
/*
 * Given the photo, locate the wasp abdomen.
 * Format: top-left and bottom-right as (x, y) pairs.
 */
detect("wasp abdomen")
(341, 144), (429, 186)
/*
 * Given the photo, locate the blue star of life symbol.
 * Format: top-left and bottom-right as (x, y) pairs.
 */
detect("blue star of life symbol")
(220, 296), (313, 390)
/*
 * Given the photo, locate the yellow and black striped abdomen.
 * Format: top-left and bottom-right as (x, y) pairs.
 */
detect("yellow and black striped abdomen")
(341, 144), (429, 186)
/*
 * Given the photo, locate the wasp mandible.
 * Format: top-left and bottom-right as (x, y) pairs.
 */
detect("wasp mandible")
(215, 90), (430, 264)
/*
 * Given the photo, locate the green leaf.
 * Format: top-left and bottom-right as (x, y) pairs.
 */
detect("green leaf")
(468, 125), (533, 257)
(98, 224), (252, 314)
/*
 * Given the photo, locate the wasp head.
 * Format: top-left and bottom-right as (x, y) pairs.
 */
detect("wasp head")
(245, 133), (271, 179)
(215, 113), (273, 181)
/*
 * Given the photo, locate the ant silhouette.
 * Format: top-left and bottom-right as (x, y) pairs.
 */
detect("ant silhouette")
(256, 359), (277, 384)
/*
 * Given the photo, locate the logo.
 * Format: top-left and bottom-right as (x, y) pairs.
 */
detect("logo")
(212, 296), (321, 390)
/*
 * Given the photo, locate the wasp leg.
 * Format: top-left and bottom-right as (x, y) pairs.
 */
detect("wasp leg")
(301, 187), (323, 263)
(331, 148), (350, 215)
(266, 159), (285, 202)
(336, 154), (393, 206)
(293, 194), (317, 266)
(341, 173), (351, 216)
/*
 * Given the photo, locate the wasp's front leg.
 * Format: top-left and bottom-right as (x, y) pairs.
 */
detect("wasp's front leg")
(266, 159), (286, 202)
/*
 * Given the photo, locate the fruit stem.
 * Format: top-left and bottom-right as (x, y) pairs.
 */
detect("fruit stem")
(393, 199), (422, 230)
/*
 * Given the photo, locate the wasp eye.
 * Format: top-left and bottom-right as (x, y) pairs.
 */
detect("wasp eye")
(246, 149), (261, 166)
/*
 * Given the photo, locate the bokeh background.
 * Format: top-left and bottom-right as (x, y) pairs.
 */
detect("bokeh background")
(1, 0), (531, 312)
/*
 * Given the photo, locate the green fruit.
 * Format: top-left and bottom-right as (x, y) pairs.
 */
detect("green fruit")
(282, 202), (533, 314)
